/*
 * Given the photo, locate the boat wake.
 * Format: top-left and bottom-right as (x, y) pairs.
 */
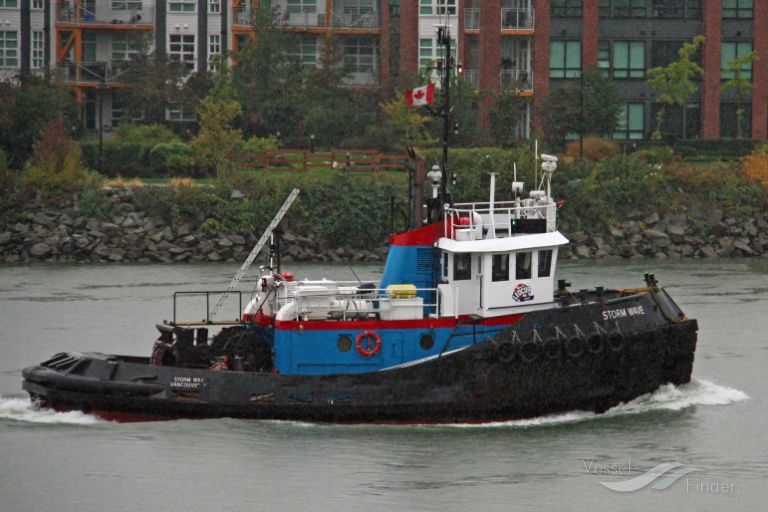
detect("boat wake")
(443, 378), (749, 428)
(0, 396), (104, 425)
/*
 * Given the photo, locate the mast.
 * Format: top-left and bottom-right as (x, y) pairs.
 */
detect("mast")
(428, 23), (458, 223)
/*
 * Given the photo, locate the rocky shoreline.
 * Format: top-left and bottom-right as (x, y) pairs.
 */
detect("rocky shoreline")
(2, 188), (768, 264)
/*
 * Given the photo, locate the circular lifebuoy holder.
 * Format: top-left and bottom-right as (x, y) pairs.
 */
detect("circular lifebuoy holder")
(497, 341), (517, 363)
(565, 336), (585, 358)
(607, 332), (624, 352)
(356, 330), (382, 357)
(587, 333), (605, 354)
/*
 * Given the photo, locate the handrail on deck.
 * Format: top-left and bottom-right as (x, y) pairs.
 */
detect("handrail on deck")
(173, 291), (243, 325)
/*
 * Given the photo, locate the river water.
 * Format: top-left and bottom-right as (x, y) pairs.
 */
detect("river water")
(0, 260), (764, 511)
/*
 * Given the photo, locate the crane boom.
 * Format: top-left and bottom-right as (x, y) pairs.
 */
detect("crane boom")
(209, 188), (300, 320)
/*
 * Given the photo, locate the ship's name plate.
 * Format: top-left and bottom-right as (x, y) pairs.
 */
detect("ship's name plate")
(602, 305), (645, 321)
(170, 376), (207, 389)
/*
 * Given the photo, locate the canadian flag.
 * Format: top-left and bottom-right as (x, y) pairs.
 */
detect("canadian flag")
(406, 83), (435, 107)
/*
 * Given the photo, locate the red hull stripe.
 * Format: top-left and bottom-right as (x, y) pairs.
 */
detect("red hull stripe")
(273, 314), (524, 331)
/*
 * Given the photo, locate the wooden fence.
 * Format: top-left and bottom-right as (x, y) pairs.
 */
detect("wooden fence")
(229, 149), (409, 173)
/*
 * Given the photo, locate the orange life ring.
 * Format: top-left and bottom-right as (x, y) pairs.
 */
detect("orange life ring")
(356, 330), (382, 357)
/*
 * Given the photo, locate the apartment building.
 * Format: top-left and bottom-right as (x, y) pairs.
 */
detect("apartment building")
(0, 0), (766, 140)
(400, 0), (768, 140)
(0, 0), (386, 132)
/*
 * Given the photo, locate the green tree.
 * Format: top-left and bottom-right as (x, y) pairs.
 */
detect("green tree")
(301, 33), (378, 147)
(381, 91), (439, 151)
(191, 65), (244, 178)
(646, 36), (704, 140)
(721, 51), (759, 138)
(488, 90), (530, 147)
(121, 38), (212, 126)
(0, 74), (75, 169)
(231, 6), (306, 141)
(538, 68), (622, 149)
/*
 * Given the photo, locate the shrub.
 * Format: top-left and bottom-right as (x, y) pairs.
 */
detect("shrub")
(740, 150), (768, 190)
(21, 122), (102, 201)
(565, 137), (621, 161)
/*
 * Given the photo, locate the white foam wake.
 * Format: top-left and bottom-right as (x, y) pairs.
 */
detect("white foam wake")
(442, 378), (750, 428)
(0, 396), (104, 425)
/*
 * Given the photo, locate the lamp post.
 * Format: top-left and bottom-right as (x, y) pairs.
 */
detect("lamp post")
(97, 79), (109, 174)
(579, 76), (593, 161)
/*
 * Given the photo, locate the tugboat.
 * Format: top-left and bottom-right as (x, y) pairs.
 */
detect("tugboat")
(21, 26), (697, 423)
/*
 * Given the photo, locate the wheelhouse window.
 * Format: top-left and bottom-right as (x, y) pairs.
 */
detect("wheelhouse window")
(538, 250), (553, 277)
(515, 252), (532, 280)
(492, 253), (510, 282)
(453, 253), (471, 281)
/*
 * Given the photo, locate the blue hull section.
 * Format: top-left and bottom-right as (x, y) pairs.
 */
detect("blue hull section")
(272, 317), (521, 375)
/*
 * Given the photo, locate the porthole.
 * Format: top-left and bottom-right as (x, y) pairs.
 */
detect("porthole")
(420, 334), (435, 351)
(337, 336), (352, 352)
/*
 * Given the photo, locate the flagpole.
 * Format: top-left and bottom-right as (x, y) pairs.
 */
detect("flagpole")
(436, 24), (453, 218)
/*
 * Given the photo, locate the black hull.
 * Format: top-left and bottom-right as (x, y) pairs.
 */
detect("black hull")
(22, 290), (698, 423)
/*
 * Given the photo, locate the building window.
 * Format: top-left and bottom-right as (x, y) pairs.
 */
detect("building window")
(721, 42), (753, 80)
(32, 0), (43, 9)
(599, 0), (646, 18)
(453, 253), (471, 281)
(0, 31), (18, 67)
(166, 106), (196, 122)
(169, 0), (195, 13)
(111, 96), (124, 127)
(208, 35), (221, 71)
(112, 33), (142, 61)
(169, 34), (195, 71)
(611, 41), (645, 78)
(538, 250), (553, 278)
(552, 0), (582, 17)
(288, 35), (317, 66)
(550, 40), (581, 78)
(722, 0), (753, 18)
(652, 0), (701, 18)
(492, 254), (510, 282)
(614, 103), (645, 139)
(0, 0), (18, 8)
(420, 0), (456, 16)
(112, 0), (142, 10)
(287, 0), (317, 14)
(344, 36), (375, 73)
(720, 102), (751, 138)
(209, 0), (220, 13)
(515, 252), (532, 280)
(31, 31), (43, 69)
(420, 36), (455, 71)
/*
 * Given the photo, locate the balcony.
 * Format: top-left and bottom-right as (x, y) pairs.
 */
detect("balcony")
(500, 68), (533, 92)
(465, 8), (479, 31)
(234, 5), (380, 31)
(464, 8), (534, 32)
(233, 6), (250, 27)
(58, 60), (134, 84)
(56, 3), (154, 27)
(342, 68), (379, 88)
(501, 8), (534, 31)
(330, 8), (380, 30)
(460, 68), (533, 93)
